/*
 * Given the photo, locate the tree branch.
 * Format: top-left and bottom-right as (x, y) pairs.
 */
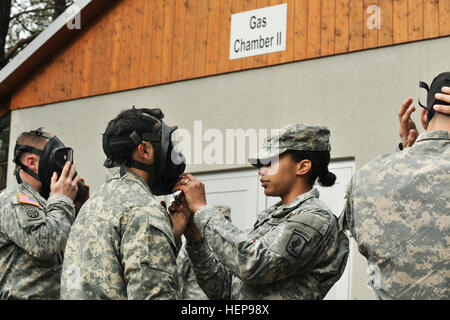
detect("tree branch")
(4, 32), (39, 61)
(9, 6), (60, 21)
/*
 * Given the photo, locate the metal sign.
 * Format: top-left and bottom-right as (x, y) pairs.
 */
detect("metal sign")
(229, 3), (287, 60)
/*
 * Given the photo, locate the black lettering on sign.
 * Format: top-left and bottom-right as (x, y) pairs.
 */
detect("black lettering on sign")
(250, 15), (267, 29)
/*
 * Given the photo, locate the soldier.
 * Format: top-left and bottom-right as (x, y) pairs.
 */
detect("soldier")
(0, 128), (88, 299)
(170, 123), (350, 299)
(338, 72), (450, 299)
(60, 107), (187, 300)
(176, 205), (232, 300)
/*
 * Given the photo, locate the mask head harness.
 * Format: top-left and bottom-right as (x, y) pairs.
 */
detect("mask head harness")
(13, 128), (74, 199)
(102, 108), (186, 196)
(418, 72), (450, 123)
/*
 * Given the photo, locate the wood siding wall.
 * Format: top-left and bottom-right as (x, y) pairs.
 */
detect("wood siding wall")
(10, 0), (450, 110)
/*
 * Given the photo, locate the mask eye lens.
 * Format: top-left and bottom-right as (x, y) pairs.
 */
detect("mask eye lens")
(55, 149), (73, 168)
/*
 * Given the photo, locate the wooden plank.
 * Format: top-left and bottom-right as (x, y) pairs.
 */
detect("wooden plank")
(321, 0), (336, 56)
(393, 0), (408, 44)
(182, 0), (198, 79)
(228, 0), (244, 72)
(88, 20), (102, 95)
(423, 0), (439, 39)
(69, 37), (84, 100)
(349, 0), (364, 51)
(335, 0), (350, 54)
(171, 0), (186, 81)
(227, 0), (245, 71)
(205, 0), (221, 75)
(407, 0), (424, 42)
(110, 1), (125, 91)
(61, 43), (74, 100)
(363, 0), (378, 49)
(118, 2), (132, 91)
(280, 0), (294, 63)
(149, 0), (165, 85)
(128, 2), (144, 89)
(439, 0), (450, 36)
(293, 0), (308, 60)
(378, 0), (393, 46)
(80, 27), (95, 97)
(194, 0), (209, 77)
(161, 0), (176, 83)
(137, 0), (151, 87)
(96, 11), (114, 95)
(307, 0), (321, 58)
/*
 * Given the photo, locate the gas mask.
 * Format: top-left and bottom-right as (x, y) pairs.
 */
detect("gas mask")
(418, 72), (450, 123)
(13, 128), (83, 200)
(102, 108), (186, 196)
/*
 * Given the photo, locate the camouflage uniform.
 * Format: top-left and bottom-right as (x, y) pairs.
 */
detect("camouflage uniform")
(60, 167), (181, 300)
(177, 206), (231, 300)
(176, 244), (208, 300)
(339, 130), (450, 299)
(186, 124), (350, 299)
(0, 181), (75, 299)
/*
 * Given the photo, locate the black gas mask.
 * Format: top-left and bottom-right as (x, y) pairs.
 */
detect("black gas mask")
(102, 108), (186, 196)
(13, 128), (84, 200)
(418, 72), (450, 123)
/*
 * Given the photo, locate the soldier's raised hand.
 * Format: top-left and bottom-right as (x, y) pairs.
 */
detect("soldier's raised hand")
(172, 174), (207, 214)
(398, 97), (419, 149)
(50, 161), (80, 201)
(433, 87), (450, 114)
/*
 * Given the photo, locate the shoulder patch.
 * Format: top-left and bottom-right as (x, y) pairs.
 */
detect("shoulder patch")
(286, 228), (310, 258)
(18, 194), (40, 207)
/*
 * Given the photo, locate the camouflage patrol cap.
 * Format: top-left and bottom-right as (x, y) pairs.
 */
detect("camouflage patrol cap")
(248, 123), (331, 167)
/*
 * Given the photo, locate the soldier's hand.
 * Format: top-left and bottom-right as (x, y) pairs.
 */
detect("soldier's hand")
(433, 87), (450, 114)
(169, 194), (192, 242)
(398, 97), (419, 149)
(50, 161), (80, 201)
(172, 174), (207, 214)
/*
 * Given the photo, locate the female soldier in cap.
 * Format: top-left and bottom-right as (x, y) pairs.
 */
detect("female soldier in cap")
(170, 123), (349, 299)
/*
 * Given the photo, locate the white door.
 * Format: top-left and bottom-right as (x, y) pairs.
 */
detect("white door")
(194, 159), (355, 300)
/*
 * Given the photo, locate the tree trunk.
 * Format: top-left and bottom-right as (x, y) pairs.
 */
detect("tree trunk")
(52, 0), (68, 21)
(0, 1), (12, 68)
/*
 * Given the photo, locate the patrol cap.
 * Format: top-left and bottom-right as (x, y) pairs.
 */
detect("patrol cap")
(248, 123), (331, 167)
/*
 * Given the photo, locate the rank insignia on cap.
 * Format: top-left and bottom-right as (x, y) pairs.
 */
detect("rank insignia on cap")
(18, 194), (40, 207)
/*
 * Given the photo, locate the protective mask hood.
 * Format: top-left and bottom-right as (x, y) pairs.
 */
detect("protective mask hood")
(418, 72), (450, 122)
(13, 129), (73, 199)
(102, 109), (186, 196)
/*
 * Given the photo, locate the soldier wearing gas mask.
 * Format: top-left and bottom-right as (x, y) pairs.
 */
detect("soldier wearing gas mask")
(339, 72), (450, 299)
(61, 107), (186, 300)
(0, 128), (89, 299)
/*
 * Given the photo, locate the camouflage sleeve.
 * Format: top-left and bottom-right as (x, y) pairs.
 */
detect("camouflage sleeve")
(185, 237), (233, 300)
(338, 177), (356, 236)
(120, 206), (180, 300)
(3, 193), (75, 261)
(194, 205), (341, 285)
